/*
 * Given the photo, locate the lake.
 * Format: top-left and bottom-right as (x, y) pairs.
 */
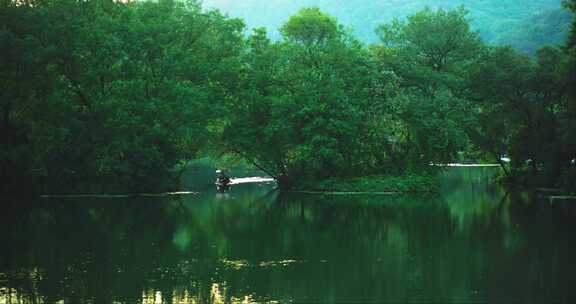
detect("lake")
(1, 167), (575, 303)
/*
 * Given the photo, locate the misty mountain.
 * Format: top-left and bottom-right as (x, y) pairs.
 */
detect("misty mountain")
(201, 0), (572, 53)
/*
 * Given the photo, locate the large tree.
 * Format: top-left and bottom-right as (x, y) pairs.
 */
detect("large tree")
(222, 9), (379, 188)
(375, 6), (484, 97)
(0, 0), (245, 193)
(371, 7), (482, 167)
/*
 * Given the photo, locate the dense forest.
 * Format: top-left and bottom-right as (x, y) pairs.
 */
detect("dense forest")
(1, 0), (575, 194)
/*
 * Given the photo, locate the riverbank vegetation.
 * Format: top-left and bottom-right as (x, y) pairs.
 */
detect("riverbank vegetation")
(295, 174), (440, 193)
(1, 0), (575, 194)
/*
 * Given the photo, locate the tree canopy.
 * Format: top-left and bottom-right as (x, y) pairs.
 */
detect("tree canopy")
(2, 1), (575, 193)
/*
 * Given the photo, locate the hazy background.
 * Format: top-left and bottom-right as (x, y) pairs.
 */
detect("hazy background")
(202, 0), (572, 53)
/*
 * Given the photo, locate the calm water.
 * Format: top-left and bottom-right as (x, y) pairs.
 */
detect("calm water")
(1, 167), (576, 303)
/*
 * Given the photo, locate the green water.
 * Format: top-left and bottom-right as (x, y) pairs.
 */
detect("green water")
(1, 167), (575, 303)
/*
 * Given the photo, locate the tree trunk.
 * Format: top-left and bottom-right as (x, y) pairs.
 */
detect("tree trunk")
(276, 174), (294, 190)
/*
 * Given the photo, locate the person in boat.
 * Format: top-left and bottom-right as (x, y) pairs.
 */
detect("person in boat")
(215, 169), (231, 186)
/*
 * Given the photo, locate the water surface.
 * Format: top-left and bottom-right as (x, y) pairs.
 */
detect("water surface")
(1, 167), (575, 303)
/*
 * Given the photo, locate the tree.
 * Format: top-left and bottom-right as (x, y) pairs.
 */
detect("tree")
(280, 7), (339, 46)
(0, 0), (246, 193)
(564, 0), (576, 48)
(371, 7), (483, 168)
(376, 6), (484, 97)
(222, 10), (378, 189)
(466, 45), (572, 186)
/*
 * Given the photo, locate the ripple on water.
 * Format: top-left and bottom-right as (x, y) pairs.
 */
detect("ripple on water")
(220, 259), (310, 270)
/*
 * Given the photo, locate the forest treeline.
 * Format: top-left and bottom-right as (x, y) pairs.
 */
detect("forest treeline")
(202, 0), (572, 54)
(1, 0), (575, 193)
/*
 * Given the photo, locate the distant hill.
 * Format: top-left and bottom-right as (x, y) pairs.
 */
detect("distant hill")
(489, 8), (573, 54)
(201, 0), (572, 53)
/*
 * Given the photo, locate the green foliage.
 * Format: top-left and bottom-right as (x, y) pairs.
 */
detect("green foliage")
(466, 44), (575, 190)
(2, 1), (575, 193)
(395, 91), (475, 165)
(564, 0), (576, 48)
(0, 0), (245, 193)
(377, 6), (483, 72)
(222, 13), (379, 188)
(375, 6), (484, 96)
(369, 8), (481, 169)
(280, 7), (339, 45)
(221, 7), (483, 189)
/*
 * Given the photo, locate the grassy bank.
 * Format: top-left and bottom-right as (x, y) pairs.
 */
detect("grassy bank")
(294, 174), (440, 193)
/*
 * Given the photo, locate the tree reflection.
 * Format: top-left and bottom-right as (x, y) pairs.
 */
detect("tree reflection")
(1, 169), (576, 303)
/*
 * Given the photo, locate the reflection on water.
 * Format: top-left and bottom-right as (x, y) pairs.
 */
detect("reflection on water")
(1, 167), (576, 303)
